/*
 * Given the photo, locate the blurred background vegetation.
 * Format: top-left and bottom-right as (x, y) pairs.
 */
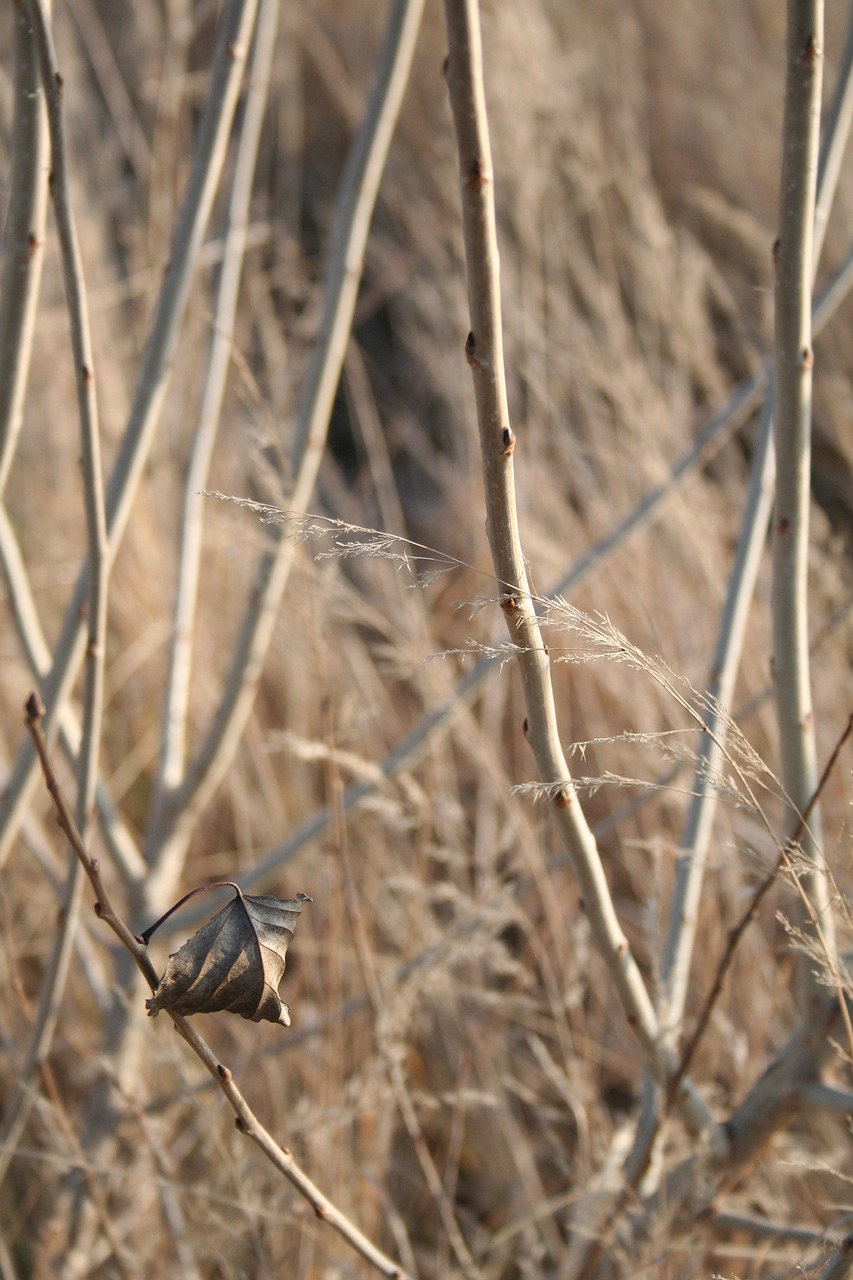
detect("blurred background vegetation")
(2, 1), (853, 1276)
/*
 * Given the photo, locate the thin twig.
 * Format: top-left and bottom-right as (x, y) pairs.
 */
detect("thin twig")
(670, 711), (853, 1105)
(23, 0), (109, 836)
(22, 693), (414, 1280)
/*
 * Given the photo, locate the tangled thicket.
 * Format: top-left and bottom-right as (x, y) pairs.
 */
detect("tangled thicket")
(1, 2), (853, 1278)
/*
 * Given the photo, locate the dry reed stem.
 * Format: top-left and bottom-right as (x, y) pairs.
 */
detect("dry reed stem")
(22, 693), (415, 1280)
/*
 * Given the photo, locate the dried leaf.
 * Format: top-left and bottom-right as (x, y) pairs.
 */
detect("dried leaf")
(145, 886), (311, 1027)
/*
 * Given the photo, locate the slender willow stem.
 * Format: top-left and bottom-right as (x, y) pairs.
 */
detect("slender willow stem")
(772, 0), (834, 1018)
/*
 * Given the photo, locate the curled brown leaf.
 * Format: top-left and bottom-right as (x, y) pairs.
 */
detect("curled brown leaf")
(145, 886), (311, 1027)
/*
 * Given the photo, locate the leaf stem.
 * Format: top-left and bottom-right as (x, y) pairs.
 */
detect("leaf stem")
(138, 882), (242, 945)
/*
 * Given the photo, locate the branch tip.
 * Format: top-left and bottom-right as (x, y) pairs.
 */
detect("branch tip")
(25, 690), (45, 723)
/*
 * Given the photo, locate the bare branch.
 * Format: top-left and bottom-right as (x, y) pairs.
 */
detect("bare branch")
(0, 0), (110, 1191)
(441, 0), (711, 1130)
(0, 0), (49, 499)
(772, 0), (835, 1014)
(152, 0), (280, 815)
(141, 0), (427, 913)
(22, 694), (414, 1280)
(662, 12), (853, 1040)
(0, 0), (261, 867)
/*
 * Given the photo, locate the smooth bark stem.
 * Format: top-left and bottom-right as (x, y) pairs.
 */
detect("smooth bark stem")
(0, 0), (49, 499)
(661, 8), (853, 1042)
(0, 0), (110, 1192)
(441, 0), (694, 1106)
(772, 0), (835, 1014)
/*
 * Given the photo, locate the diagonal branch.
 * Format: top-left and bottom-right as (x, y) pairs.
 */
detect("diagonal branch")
(22, 693), (414, 1280)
